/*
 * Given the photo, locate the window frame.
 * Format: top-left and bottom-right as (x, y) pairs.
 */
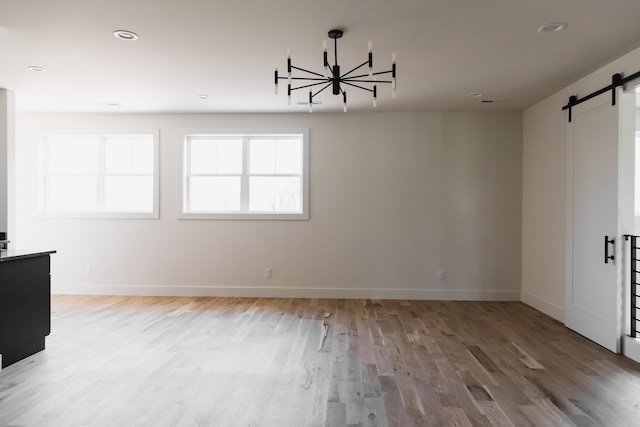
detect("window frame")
(37, 130), (160, 219)
(179, 129), (309, 220)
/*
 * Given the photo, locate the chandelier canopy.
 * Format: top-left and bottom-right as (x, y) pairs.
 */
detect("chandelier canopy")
(274, 29), (397, 112)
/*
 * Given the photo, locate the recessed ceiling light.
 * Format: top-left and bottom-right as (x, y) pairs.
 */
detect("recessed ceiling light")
(28, 65), (45, 72)
(467, 92), (484, 98)
(113, 30), (139, 41)
(197, 94), (211, 100)
(538, 22), (567, 34)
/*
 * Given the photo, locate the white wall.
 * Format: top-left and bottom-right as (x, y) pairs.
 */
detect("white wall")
(14, 111), (522, 299)
(0, 89), (15, 241)
(523, 46), (640, 321)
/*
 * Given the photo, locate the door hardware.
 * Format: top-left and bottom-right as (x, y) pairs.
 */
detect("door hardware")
(604, 235), (615, 264)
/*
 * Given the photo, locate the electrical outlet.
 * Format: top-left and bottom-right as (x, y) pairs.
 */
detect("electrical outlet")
(264, 268), (272, 279)
(84, 265), (93, 276)
(437, 270), (445, 280)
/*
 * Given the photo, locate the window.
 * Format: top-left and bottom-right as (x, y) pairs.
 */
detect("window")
(38, 132), (159, 218)
(181, 130), (309, 219)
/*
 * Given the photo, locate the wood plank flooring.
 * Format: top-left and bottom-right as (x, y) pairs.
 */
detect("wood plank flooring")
(1, 296), (640, 426)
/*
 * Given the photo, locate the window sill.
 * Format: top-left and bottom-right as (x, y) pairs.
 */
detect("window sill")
(178, 212), (308, 221)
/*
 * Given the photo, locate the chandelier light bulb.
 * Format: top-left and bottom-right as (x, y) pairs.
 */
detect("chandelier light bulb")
(274, 63), (278, 95)
(392, 52), (397, 98)
(368, 41), (373, 77)
(287, 48), (292, 86)
(323, 40), (329, 78)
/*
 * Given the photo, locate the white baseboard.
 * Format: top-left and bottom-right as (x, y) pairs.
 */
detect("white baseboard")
(52, 283), (521, 301)
(520, 291), (565, 322)
(623, 336), (640, 363)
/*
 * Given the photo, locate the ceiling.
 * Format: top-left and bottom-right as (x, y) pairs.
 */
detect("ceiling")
(2, 0), (640, 114)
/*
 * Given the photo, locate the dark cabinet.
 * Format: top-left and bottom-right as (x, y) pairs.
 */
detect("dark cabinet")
(0, 251), (54, 368)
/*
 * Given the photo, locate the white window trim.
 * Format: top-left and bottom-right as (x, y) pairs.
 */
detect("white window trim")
(36, 129), (160, 219)
(178, 129), (309, 220)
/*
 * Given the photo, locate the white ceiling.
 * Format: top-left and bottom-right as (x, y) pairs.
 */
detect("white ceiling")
(2, 0), (640, 114)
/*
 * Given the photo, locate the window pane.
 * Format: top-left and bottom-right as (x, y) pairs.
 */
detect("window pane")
(275, 138), (302, 174)
(216, 139), (242, 174)
(105, 136), (154, 175)
(190, 139), (218, 174)
(250, 139), (276, 174)
(189, 176), (241, 211)
(249, 177), (301, 212)
(105, 176), (153, 212)
(249, 138), (302, 175)
(47, 176), (97, 212)
(47, 136), (99, 175)
(190, 138), (242, 174)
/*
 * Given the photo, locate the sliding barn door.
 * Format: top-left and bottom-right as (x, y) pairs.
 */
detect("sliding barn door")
(565, 88), (634, 353)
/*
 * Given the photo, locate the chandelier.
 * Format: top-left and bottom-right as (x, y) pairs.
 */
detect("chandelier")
(274, 29), (396, 112)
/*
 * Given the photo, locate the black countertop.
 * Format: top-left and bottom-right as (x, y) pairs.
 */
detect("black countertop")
(0, 250), (57, 262)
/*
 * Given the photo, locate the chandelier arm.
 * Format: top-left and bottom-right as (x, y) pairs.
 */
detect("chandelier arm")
(341, 60), (370, 79)
(278, 76), (328, 81)
(312, 83), (333, 98)
(343, 79), (392, 84)
(290, 81), (332, 91)
(341, 81), (375, 93)
(343, 70), (393, 80)
(290, 65), (326, 78)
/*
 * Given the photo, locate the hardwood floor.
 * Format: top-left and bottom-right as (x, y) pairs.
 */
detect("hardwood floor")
(1, 296), (640, 426)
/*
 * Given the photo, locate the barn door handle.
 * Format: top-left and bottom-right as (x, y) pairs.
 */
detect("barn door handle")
(604, 236), (615, 263)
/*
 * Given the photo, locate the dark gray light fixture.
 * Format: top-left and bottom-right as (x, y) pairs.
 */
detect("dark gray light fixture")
(274, 29), (396, 112)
